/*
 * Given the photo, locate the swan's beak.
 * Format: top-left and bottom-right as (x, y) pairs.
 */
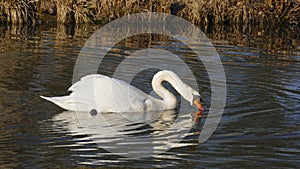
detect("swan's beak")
(193, 98), (204, 111)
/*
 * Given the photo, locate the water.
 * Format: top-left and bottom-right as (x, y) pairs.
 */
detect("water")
(0, 24), (299, 168)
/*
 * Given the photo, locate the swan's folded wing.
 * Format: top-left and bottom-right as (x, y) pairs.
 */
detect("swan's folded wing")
(65, 74), (154, 112)
(68, 74), (109, 91)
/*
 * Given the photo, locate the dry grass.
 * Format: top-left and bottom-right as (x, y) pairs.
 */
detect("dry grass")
(0, 0), (299, 25)
(92, 0), (300, 26)
(0, 0), (38, 25)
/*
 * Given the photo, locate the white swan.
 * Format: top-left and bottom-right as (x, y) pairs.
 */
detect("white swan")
(41, 70), (201, 112)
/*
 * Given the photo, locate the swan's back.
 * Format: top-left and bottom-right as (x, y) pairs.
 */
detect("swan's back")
(42, 74), (153, 112)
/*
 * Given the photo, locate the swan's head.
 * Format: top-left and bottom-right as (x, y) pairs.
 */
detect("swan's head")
(180, 84), (201, 106)
(183, 87), (204, 111)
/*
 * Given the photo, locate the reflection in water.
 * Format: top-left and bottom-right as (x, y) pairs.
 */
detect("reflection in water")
(52, 109), (201, 160)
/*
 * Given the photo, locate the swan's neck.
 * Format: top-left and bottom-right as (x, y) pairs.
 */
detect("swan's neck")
(152, 71), (185, 110)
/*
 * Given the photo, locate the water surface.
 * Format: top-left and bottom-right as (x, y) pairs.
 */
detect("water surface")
(0, 24), (299, 168)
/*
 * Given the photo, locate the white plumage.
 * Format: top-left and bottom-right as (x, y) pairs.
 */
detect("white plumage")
(41, 70), (200, 112)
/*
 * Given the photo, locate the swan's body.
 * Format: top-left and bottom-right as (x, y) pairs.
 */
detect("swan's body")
(41, 70), (200, 112)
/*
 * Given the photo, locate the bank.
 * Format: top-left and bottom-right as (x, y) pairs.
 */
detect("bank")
(0, 0), (299, 27)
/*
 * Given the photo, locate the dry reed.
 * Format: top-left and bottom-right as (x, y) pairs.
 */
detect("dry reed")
(0, 0), (38, 25)
(0, 0), (299, 26)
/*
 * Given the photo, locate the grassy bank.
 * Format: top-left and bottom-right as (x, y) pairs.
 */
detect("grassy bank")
(0, 0), (299, 26)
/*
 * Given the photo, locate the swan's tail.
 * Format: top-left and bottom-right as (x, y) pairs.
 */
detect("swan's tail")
(40, 95), (75, 111)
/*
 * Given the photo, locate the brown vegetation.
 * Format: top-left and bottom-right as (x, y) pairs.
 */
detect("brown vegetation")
(0, 0), (299, 26)
(0, 0), (38, 25)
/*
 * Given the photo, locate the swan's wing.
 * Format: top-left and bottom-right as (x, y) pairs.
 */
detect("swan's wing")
(69, 74), (152, 112)
(68, 74), (109, 92)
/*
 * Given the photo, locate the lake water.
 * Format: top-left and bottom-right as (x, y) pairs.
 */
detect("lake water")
(0, 23), (299, 168)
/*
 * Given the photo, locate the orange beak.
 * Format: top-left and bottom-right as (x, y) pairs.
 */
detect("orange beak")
(193, 98), (204, 112)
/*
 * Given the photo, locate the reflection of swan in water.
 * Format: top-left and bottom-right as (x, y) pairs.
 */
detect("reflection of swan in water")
(54, 110), (176, 134)
(51, 109), (202, 158)
(41, 70), (202, 112)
